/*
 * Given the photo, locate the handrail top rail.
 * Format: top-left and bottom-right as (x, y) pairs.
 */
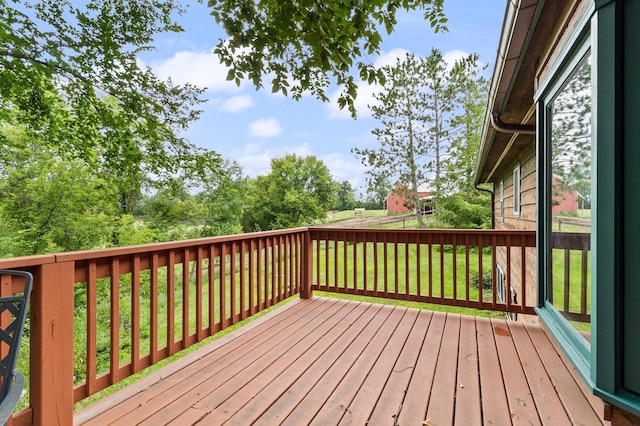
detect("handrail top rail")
(53, 227), (308, 262)
(0, 228), (539, 268)
(311, 227), (536, 236)
(0, 255), (56, 270)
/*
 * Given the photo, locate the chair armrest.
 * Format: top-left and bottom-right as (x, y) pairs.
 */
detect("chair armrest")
(0, 371), (25, 425)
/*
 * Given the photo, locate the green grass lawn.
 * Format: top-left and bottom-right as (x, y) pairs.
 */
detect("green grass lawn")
(313, 241), (498, 308)
(323, 209), (387, 222)
(551, 248), (591, 332)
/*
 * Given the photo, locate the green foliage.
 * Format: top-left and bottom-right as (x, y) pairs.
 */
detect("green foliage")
(333, 180), (357, 211)
(470, 271), (492, 290)
(113, 215), (161, 247)
(0, 127), (240, 256)
(195, 161), (248, 237)
(0, 0), (233, 256)
(0, 142), (120, 256)
(144, 185), (201, 230)
(242, 154), (337, 231)
(0, 0), (221, 191)
(208, 0), (447, 117)
(436, 192), (491, 229)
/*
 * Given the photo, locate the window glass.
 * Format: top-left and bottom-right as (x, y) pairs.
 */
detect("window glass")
(547, 53), (592, 345)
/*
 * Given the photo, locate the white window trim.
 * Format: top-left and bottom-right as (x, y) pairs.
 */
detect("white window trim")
(513, 163), (521, 218)
(499, 179), (504, 222)
(497, 264), (506, 303)
(496, 264), (517, 321)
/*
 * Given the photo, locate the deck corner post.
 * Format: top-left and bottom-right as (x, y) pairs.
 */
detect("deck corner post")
(30, 261), (75, 426)
(301, 229), (313, 299)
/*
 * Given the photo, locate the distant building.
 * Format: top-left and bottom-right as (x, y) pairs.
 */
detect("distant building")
(384, 184), (433, 215)
(551, 177), (579, 214)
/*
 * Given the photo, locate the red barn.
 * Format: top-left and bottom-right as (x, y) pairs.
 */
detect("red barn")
(552, 177), (579, 214)
(385, 184), (431, 214)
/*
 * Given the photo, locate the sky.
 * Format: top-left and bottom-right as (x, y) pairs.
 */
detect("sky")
(137, 1), (506, 197)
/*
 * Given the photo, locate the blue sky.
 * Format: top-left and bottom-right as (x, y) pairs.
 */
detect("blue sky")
(138, 1), (505, 196)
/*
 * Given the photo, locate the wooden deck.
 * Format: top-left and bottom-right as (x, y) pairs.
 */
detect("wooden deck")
(74, 297), (607, 425)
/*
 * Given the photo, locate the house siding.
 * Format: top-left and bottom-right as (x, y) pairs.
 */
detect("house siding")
(493, 147), (537, 320)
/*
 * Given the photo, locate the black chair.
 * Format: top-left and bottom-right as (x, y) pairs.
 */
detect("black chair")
(0, 270), (32, 424)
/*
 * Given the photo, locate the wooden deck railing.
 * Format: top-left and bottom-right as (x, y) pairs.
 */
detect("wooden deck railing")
(552, 231), (591, 323)
(308, 228), (537, 315)
(0, 229), (307, 426)
(0, 227), (546, 425)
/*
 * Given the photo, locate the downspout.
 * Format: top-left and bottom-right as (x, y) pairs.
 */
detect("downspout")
(475, 185), (495, 229)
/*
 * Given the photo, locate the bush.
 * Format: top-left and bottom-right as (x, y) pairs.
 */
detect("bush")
(470, 271), (492, 290)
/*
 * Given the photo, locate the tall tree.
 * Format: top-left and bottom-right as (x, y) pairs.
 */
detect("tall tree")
(423, 49), (458, 204)
(441, 54), (488, 195)
(207, 0), (447, 117)
(550, 58), (591, 205)
(242, 154), (337, 231)
(353, 50), (462, 226)
(334, 181), (357, 211)
(438, 54), (491, 228)
(196, 161), (248, 237)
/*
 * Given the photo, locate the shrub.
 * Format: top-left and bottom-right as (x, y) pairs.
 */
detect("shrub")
(470, 271), (492, 290)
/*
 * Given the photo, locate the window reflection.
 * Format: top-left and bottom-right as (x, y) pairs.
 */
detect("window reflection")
(548, 54), (592, 344)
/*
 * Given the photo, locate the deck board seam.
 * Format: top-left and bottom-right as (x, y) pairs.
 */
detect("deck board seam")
(265, 303), (397, 425)
(97, 298), (343, 425)
(74, 297), (319, 424)
(166, 298), (359, 423)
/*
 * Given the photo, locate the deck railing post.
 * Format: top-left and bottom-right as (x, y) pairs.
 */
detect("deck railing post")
(30, 261), (75, 426)
(301, 229), (313, 299)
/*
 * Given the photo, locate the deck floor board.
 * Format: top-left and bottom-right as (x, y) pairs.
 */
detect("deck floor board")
(476, 316), (512, 425)
(425, 313), (461, 424)
(75, 297), (608, 426)
(454, 315), (482, 426)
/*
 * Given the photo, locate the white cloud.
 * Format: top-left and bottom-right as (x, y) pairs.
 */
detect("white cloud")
(219, 95), (255, 113)
(232, 142), (313, 177)
(374, 48), (410, 68)
(321, 153), (367, 190)
(326, 82), (382, 120)
(249, 118), (283, 138)
(146, 51), (240, 92)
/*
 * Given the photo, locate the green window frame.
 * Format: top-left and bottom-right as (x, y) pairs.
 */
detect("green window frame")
(535, 0), (597, 392)
(535, 0), (640, 416)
